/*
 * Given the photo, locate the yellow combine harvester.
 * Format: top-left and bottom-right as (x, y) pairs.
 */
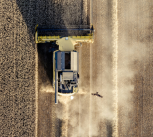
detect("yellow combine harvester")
(35, 25), (94, 104)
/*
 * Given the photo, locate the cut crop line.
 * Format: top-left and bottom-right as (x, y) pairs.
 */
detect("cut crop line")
(112, 0), (118, 137)
(35, 43), (38, 137)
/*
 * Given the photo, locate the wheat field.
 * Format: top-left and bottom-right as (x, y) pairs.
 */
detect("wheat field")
(0, 0), (153, 137)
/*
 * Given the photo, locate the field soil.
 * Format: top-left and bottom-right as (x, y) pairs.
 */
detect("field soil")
(0, 0), (153, 137)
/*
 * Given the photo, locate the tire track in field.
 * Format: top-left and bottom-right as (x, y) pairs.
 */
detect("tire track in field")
(112, 0), (118, 137)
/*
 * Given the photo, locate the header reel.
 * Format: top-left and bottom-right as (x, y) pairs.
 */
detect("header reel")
(35, 25), (94, 45)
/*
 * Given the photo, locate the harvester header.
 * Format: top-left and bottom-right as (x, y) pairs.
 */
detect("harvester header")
(35, 25), (94, 45)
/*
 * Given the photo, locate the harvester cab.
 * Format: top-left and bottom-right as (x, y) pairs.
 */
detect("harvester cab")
(35, 25), (94, 104)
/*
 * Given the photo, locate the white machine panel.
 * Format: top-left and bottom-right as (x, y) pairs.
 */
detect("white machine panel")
(62, 72), (74, 80)
(71, 52), (78, 71)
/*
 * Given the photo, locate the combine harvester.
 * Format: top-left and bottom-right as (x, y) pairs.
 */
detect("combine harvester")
(35, 25), (94, 104)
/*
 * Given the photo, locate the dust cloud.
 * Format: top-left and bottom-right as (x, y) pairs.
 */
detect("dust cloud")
(39, 81), (54, 93)
(117, 0), (150, 123)
(55, 0), (150, 137)
(116, 0), (150, 136)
